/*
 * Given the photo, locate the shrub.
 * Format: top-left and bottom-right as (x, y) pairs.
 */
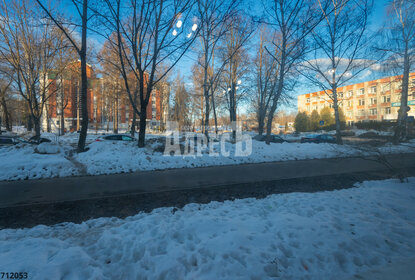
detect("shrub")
(355, 121), (395, 131)
(309, 110), (320, 131)
(294, 112), (309, 132)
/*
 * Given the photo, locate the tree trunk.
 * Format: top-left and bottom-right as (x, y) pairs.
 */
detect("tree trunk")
(77, 0), (89, 153)
(131, 111), (136, 137)
(34, 117), (41, 138)
(393, 43), (410, 144)
(27, 114), (33, 131)
(332, 88), (343, 144)
(1, 95), (11, 131)
(258, 112), (265, 136)
(230, 88), (237, 141)
(113, 94), (118, 133)
(46, 107), (51, 133)
(212, 93), (218, 135)
(130, 91), (138, 137)
(204, 94), (210, 141)
(138, 102), (147, 147)
(265, 101), (276, 143)
(60, 110), (65, 135)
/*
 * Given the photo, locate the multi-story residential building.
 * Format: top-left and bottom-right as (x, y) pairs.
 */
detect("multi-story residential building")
(297, 73), (415, 126)
(42, 62), (164, 132)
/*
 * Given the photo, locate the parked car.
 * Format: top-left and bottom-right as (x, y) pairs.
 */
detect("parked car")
(28, 136), (52, 144)
(300, 134), (336, 144)
(0, 136), (28, 146)
(253, 134), (286, 143)
(96, 134), (136, 142)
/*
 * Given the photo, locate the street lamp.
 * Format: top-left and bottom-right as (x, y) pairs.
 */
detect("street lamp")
(172, 19), (198, 37)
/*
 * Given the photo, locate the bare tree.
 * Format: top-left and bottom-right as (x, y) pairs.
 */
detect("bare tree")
(0, 80), (13, 133)
(299, 0), (374, 145)
(171, 73), (191, 131)
(35, 0), (91, 152)
(378, 0), (415, 143)
(0, 62), (14, 133)
(262, 0), (328, 144)
(190, 62), (207, 130)
(98, 37), (126, 134)
(97, 0), (199, 147)
(196, 0), (238, 141)
(219, 13), (254, 140)
(252, 26), (280, 135)
(0, 0), (70, 138)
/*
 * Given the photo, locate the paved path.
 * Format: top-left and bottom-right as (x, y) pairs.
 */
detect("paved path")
(0, 153), (414, 208)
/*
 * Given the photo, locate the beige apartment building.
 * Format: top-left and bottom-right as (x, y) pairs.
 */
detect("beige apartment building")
(297, 73), (415, 126)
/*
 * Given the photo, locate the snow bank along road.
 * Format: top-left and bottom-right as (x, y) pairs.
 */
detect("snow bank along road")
(1, 138), (415, 181)
(0, 152), (414, 208)
(0, 178), (414, 279)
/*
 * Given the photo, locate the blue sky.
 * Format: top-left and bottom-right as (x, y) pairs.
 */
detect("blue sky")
(60, 0), (390, 114)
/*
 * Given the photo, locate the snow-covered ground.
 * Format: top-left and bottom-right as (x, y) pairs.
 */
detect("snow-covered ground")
(1, 131), (415, 181)
(1, 178), (414, 279)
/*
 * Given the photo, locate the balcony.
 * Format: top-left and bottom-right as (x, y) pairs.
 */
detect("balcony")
(368, 115), (377, 120)
(368, 104), (377, 108)
(357, 105), (365, 109)
(356, 116), (366, 120)
(380, 102), (391, 107)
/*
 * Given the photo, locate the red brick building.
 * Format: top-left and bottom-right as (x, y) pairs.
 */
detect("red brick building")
(43, 62), (163, 133)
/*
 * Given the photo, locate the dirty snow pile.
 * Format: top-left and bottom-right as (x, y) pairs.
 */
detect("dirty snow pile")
(1, 178), (415, 279)
(0, 144), (77, 181)
(75, 139), (415, 176)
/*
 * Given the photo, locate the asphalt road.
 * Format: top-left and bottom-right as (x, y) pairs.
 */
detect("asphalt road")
(1, 153), (414, 209)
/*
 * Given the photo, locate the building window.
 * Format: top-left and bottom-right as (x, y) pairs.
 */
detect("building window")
(306, 98), (310, 103)
(358, 109), (365, 116)
(369, 86), (377, 93)
(411, 92), (415, 100)
(348, 100), (353, 107)
(359, 99), (365, 106)
(369, 108), (377, 115)
(338, 92), (343, 98)
(359, 88), (365, 95)
(382, 84), (391, 92)
(385, 107), (391, 115)
(382, 95), (391, 103)
(348, 90), (353, 97)
(370, 98), (377, 105)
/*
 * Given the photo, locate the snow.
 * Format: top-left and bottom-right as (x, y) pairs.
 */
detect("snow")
(1, 132), (415, 181)
(0, 144), (77, 181)
(34, 143), (61, 154)
(1, 178), (414, 279)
